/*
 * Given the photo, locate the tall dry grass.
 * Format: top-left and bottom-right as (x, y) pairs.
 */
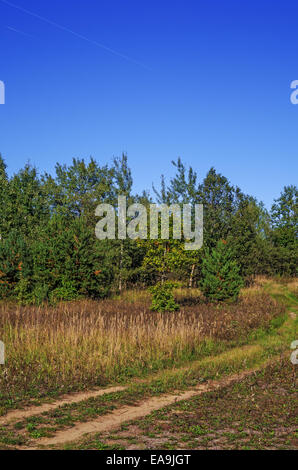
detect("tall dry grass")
(0, 290), (284, 407)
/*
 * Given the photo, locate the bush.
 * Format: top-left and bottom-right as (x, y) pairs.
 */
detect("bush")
(49, 279), (79, 304)
(200, 240), (243, 302)
(149, 281), (180, 312)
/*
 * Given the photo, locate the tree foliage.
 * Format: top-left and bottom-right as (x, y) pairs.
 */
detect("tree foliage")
(0, 154), (296, 304)
(149, 281), (179, 312)
(200, 240), (243, 302)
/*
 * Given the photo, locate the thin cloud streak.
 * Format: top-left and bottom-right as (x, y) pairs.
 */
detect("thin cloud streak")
(6, 25), (34, 38)
(1, 0), (151, 70)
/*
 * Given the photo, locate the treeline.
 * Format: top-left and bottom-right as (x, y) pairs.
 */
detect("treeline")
(0, 153), (296, 304)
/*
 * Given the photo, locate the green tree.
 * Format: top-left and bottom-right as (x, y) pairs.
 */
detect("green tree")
(42, 215), (113, 301)
(153, 160), (247, 284)
(270, 185), (298, 276)
(43, 157), (115, 223)
(149, 281), (179, 312)
(198, 168), (244, 249)
(229, 198), (272, 280)
(0, 231), (31, 299)
(0, 164), (50, 238)
(200, 240), (243, 302)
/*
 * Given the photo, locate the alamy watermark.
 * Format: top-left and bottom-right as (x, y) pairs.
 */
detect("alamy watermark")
(290, 80), (298, 104)
(0, 341), (4, 365)
(0, 81), (5, 104)
(95, 197), (203, 250)
(290, 340), (298, 365)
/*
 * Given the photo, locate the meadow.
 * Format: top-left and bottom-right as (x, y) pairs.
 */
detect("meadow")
(0, 278), (296, 450)
(0, 280), (288, 415)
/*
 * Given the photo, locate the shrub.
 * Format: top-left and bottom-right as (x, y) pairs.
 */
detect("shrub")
(149, 281), (180, 312)
(200, 240), (243, 302)
(49, 279), (79, 304)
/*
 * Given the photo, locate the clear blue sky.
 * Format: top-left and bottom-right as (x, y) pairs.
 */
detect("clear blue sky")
(0, 0), (297, 208)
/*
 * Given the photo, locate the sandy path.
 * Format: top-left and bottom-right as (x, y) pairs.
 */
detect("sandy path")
(1, 344), (260, 427)
(0, 385), (126, 426)
(31, 368), (257, 448)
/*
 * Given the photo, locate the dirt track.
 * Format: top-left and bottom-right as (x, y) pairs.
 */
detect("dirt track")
(0, 385), (126, 426)
(26, 368), (258, 449)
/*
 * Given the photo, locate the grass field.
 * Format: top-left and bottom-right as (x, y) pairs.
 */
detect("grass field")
(0, 278), (297, 450)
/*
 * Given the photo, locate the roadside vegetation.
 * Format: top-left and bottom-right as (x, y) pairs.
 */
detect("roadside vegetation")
(0, 283), (286, 414)
(0, 280), (296, 450)
(71, 358), (296, 451)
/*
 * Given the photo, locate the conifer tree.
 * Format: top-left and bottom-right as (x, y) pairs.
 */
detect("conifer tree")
(200, 240), (243, 302)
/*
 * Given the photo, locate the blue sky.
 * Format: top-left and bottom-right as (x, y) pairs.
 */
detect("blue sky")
(0, 0), (297, 208)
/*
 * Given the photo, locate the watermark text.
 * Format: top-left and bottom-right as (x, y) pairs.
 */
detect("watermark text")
(0, 81), (5, 104)
(290, 80), (298, 104)
(95, 197), (203, 250)
(0, 341), (4, 365)
(290, 340), (298, 365)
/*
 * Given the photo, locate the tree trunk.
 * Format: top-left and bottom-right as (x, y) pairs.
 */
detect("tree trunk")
(189, 264), (195, 288)
(119, 240), (123, 292)
(161, 243), (167, 284)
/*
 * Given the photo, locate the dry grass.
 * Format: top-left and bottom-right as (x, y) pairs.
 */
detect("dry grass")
(286, 279), (298, 296)
(0, 288), (284, 409)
